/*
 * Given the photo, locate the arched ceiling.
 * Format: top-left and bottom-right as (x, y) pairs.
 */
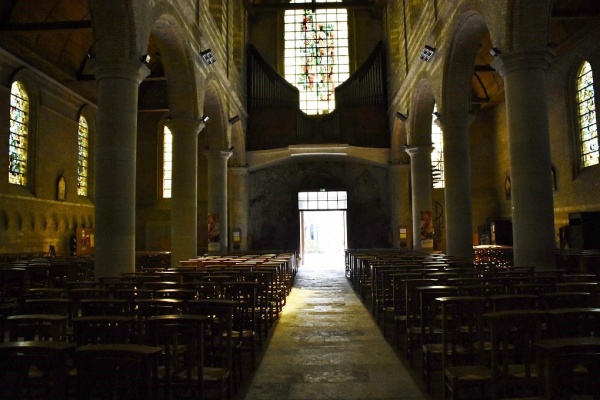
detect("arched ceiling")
(0, 0), (598, 109)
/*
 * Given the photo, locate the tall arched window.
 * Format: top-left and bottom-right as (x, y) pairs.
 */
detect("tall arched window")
(576, 61), (599, 168)
(431, 105), (445, 188)
(284, 0), (349, 115)
(163, 125), (173, 198)
(9, 81), (29, 185)
(77, 115), (89, 196)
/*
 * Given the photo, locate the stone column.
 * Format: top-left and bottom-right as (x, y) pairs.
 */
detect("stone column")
(436, 112), (475, 262)
(204, 150), (232, 254)
(406, 146), (434, 251)
(168, 118), (204, 267)
(389, 163), (411, 249)
(93, 59), (150, 278)
(493, 49), (556, 270)
(228, 167), (250, 252)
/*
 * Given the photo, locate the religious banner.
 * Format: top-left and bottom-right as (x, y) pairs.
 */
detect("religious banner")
(208, 213), (220, 252)
(420, 210), (434, 249)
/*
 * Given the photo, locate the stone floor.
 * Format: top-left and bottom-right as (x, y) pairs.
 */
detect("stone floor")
(239, 253), (430, 400)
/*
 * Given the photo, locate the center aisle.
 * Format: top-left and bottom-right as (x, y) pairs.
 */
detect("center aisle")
(242, 253), (430, 399)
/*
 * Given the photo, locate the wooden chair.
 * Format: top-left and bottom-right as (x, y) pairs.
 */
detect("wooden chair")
(417, 285), (459, 391)
(439, 296), (491, 400)
(0, 340), (76, 400)
(223, 281), (259, 380)
(186, 299), (234, 399)
(75, 343), (162, 400)
(133, 298), (184, 342)
(535, 337), (600, 399)
(145, 315), (208, 400)
(403, 278), (437, 365)
(483, 310), (546, 399)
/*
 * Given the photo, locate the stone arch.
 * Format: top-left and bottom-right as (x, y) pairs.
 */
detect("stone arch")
(149, 3), (201, 120)
(408, 78), (436, 147)
(229, 122), (246, 167)
(391, 117), (410, 165)
(441, 10), (489, 116)
(90, 0), (149, 64)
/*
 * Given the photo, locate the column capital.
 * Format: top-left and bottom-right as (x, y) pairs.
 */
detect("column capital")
(166, 118), (205, 135)
(93, 58), (151, 84)
(433, 112), (475, 130)
(404, 145), (433, 158)
(203, 149), (233, 161)
(491, 48), (555, 77)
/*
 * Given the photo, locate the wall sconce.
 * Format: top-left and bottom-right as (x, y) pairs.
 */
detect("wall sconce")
(201, 49), (217, 65)
(489, 47), (501, 57)
(86, 51), (95, 59)
(420, 45), (436, 62)
(228, 115), (240, 125)
(432, 111), (441, 118)
(201, 115), (209, 123)
(140, 54), (150, 64)
(395, 111), (408, 122)
(228, 146), (235, 152)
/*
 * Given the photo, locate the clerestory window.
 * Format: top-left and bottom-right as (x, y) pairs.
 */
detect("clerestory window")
(9, 81), (29, 185)
(284, 0), (349, 115)
(431, 105), (445, 189)
(576, 61), (599, 168)
(162, 125), (173, 198)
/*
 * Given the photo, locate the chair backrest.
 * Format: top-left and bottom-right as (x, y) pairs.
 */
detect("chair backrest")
(80, 298), (131, 316)
(539, 291), (591, 310)
(6, 314), (68, 341)
(73, 316), (135, 345)
(488, 294), (538, 311)
(417, 285), (459, 343)
(545, 307), (600, 338)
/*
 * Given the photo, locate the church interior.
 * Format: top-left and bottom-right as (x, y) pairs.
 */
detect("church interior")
(0, 0), (599, 399)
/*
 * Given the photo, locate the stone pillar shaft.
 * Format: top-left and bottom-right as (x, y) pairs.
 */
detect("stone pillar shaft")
(406, 146), (433, 251)
(169, 119), (203, 267)
(204, 150), (232, 254)
(437, 113), (475, 261)
(493, 49), (556, 270)
(94, 60), (149, 278)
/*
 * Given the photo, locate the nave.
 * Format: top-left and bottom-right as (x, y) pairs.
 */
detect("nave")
(240, 253), (428, 400)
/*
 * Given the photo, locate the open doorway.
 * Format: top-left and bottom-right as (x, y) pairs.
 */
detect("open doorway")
(298, 190), (347, 268)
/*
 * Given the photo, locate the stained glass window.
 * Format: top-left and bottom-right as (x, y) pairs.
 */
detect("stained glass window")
(284, 0), (349, 115)
(9, 81), (28, 185)
(431, 105), (445, 188)
(577, 61), (599, 168)
(163, 125), (173, 198)
(77, 116), (89, 196)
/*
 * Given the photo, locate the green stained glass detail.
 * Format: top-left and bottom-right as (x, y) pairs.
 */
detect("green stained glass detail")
(9, 81), (28, 185)
(284, 0), (349, 115)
